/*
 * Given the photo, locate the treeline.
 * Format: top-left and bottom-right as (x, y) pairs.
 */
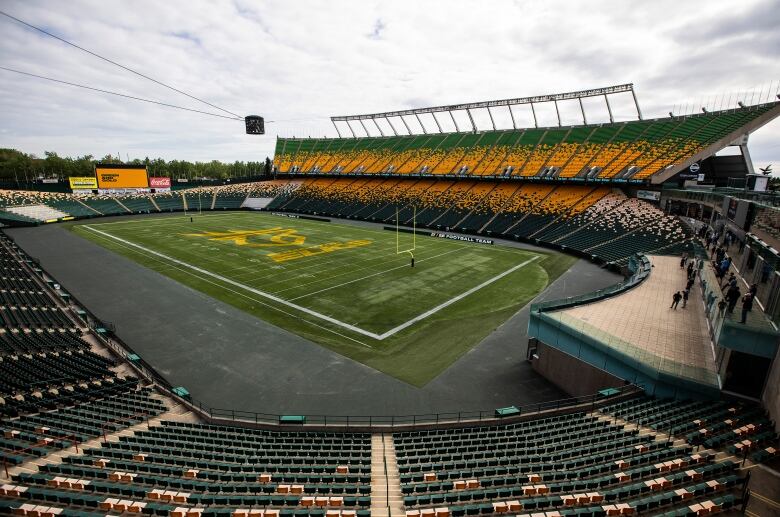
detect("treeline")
(0, 149), (273, 182)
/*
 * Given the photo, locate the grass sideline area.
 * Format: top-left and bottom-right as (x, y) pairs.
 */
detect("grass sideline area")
(71, 212), (575, 385)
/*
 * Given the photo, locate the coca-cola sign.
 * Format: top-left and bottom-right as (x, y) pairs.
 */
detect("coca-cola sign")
(149, 177), (171, 188)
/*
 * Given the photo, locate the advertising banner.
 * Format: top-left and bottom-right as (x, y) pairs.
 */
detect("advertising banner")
(96, 167), (149, 189)
(149, 177), (172, 189)
(430, 232), (494, 245)
(68, 176), (98, 190)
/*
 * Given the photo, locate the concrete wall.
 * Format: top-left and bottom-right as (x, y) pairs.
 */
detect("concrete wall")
(528, 312), (721, 399)
(532, 342), (624, 397)
(762, 346), (780, 433)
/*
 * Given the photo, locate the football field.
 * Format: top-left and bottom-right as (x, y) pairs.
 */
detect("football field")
(72, 212), (575, 385)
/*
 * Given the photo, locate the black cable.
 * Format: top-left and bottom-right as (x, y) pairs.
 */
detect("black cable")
(0, 9), (243, 119)
(0, 66), (242, 121)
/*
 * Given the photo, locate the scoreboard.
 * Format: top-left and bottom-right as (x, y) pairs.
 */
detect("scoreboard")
(95, 165), (149, 189)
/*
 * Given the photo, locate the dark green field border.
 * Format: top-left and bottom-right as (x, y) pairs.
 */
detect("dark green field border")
(70, 212), (577, 386)
(7, 219), (624, 415)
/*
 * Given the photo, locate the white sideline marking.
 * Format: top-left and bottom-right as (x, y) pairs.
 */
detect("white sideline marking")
(82, 212), (241, 226)
(85, 225), (382, 339)
(84, 226), (539, 341)
(86, 232), (374, 349)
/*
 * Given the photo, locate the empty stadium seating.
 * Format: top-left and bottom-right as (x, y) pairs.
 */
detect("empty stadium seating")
(0, 233), (167, 474)
(0, 208), (772, 517)
(274, 105), (776, 179)
(3, 389), (772, 517)
(0, 180), (301, 224)
(601, 397), (778, 464)
(267, 179), (691, 265)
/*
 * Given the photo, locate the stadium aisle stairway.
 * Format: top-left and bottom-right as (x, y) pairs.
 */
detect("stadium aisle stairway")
(2, 418), (372, 517)
(393, 406), (755, 517)
(3, 393), (772, 517)
(601, 396), (779, 466)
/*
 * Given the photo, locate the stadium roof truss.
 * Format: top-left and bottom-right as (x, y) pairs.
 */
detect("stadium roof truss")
(330, 83), (643, 138)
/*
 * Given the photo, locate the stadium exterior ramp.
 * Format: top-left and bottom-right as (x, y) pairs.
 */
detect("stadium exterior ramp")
(528, 255), (723, 399)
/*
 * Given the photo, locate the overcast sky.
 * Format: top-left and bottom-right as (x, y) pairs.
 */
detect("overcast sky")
(1, 0), (778, 170)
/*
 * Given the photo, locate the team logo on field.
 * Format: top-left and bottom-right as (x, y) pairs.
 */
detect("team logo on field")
(182, 228), (371, 262)
(267, 240), (371, 263)
(183, 228), (306, 247)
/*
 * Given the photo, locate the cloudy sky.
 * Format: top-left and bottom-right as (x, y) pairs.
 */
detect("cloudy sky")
(1, 0), (778, 170)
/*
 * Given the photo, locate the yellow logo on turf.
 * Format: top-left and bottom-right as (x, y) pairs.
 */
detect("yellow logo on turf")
(268, 240), (372, 263)
(182, 228), (372, 262)
(183, 228), (306, 247)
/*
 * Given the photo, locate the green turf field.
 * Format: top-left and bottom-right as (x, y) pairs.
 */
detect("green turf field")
(72, 212), (575, 385)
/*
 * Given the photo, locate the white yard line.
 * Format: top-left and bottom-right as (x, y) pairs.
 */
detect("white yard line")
(286, 247), (463, 301)
(84, 225), (539, 341)
(374, 256), (539, 340)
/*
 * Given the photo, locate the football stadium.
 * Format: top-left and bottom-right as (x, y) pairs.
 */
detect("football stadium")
(1, 2), (780, 516)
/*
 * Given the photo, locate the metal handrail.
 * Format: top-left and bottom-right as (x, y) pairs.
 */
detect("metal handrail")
(531, 254), (651, 313)
(100, 410), (153, 443)
(2, 431), (80, 478)
(170, 383), (645, 431)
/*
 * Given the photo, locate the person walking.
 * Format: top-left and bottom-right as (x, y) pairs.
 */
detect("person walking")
(680, 256), (687, 269)
(722, 273), (736, 292)
(682, 288), (690, 308)
(686, 278), (694, 291)
(726, 285), (741, 314)
(741, 293), (754, 324)
(671, 291), (682, 309)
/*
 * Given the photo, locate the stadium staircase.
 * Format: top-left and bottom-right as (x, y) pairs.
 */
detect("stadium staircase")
(500, 187), (558, 236)
(73, 198), (101, 216)
(148, 195), (161, 212)
(526, 187), (604, 240)
(112, 198), (132, 214)
(371, 435), (404, 517)
(547, 199), (630, 245)
(3, 393), (197, 482)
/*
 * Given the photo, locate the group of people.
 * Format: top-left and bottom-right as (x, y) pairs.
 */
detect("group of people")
(671, 253), (701, 309)
(722, 273), (757, 324)
(672, 250), (757, 324)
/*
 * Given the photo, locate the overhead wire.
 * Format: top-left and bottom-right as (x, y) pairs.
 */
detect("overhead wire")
(0, 9), (242, 119)
(0, 66), (242, 121)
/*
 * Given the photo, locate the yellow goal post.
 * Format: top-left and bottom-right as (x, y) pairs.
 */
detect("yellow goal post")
(396, 205), (416, 260)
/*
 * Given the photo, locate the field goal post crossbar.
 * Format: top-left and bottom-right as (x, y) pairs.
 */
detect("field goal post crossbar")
(396, 205), (416, 266)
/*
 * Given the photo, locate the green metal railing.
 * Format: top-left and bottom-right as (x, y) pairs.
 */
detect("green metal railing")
(531, 254), (651, 313)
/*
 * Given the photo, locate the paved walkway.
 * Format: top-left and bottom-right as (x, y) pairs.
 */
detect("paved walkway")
(555, 255), (719, 387)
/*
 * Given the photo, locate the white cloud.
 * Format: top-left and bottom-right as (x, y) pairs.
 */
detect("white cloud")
(0, 0), (778, 170)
